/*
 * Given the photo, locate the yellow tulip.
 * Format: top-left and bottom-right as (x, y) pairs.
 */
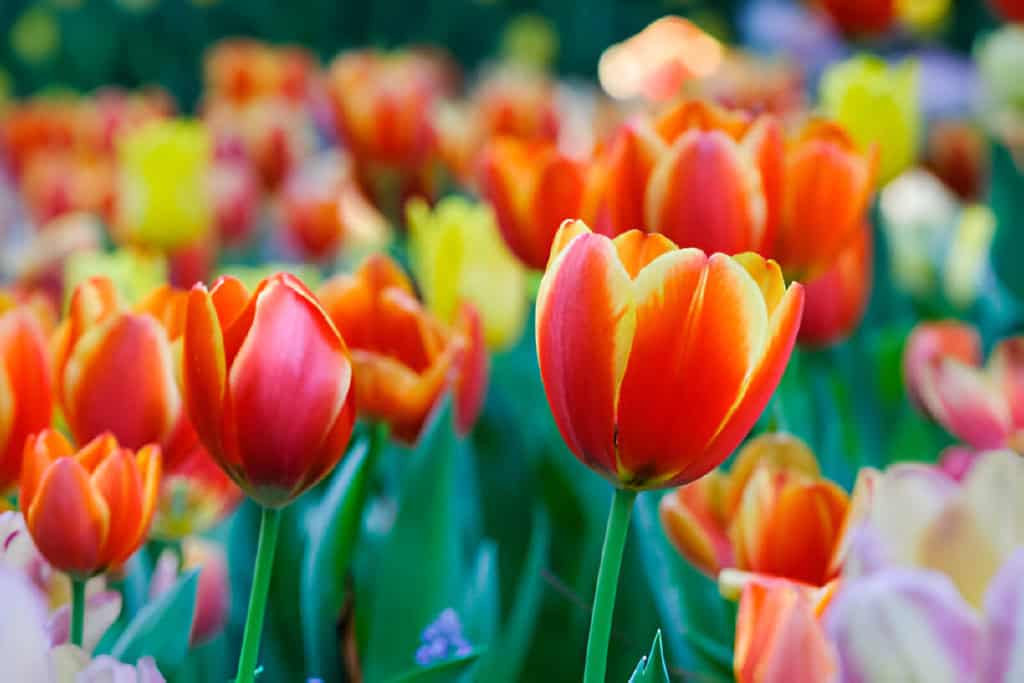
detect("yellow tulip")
(821, 55), (920, 185)
(115, 119), (212, 250)
(407, 196), (527, 351)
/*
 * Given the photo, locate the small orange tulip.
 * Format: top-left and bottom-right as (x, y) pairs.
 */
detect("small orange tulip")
(660, 433), (848, 585)
(477, 137), (586, 270)
(582, 100), (783, 258)
(775, 120), (878, 280)
(318, 255), (488, 443)
(536, 221), (803, 489)
(798, 224), (873, 348)
(183, 273), (356, 507)
(20, 430), (161, 578)
(0, 299), (53, 492)
(52, 278), (183, 459)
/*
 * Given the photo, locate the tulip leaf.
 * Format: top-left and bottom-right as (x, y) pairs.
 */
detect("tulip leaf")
(108, 568), (199, 673)
(301, 437), (374, 681)
(628, 631), (670, 683)
(473, 508), (551, 683)
(382, 649), (484, 683)
(460, 540), (500, 645)
(361, 395), (466, 681)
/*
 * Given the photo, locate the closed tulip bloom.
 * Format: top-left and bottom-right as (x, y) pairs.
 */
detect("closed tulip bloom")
(661, 433), (848, 584)
(477, 137), (585, 269)
(582, 100), (782, 258)
(0, 300), (52, 492)
(536, 220), (803, 489)
(775, 120), (878, 280)
(20, 430), (161, 578)
(114, 119), (212, 251)
(183, 273), (356, 507)
(798, 224), (873, 348)
(318, 255), (488, 442)
(52, 277), (182, 458)
(408, 196), (527, 351)
(821, 55), (919, 185)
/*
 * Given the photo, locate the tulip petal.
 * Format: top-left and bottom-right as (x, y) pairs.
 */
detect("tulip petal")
(91, 449), (146, 567)
(183, 285), (230, 468)
(826, 569), (982, 683)
(581, 122), (661, 238)
(961, 450), (1024, 564)
(724, 432), (820, 518)
(19, 430), (73, 511)
(982, 549), (1024, 683)
(869, 463), (959, 567)
(659, 473), (733, 575)
(989, 337), (1024, 430)
(452, 304), (488, 436)
(27, 458), (110, 576)
(917, 358), (1011, 450)
(903, 321), (982, 413)
(0, 311), (52, 491)
(536, 230), (635, 477)
(645, 130), (765, 255)
(209, 276), (251, 329)
(611, 230), (677, 279)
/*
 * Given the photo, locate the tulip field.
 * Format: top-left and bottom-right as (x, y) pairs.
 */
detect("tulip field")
(2, 0), (1024, 681)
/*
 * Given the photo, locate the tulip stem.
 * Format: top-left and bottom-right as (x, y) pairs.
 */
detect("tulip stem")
(70, 577), (86, 647)
(235, 506), (282, 683)
(583, 487), (637, 683)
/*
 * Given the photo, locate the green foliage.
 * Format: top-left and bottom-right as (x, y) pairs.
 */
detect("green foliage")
(628, 631), (670, 683)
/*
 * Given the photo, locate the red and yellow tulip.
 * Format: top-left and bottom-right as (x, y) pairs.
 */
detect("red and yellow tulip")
(536, 220), (803, 489)
(477, 137), (585, 270)
(581, 100), (782, 259)
(0, 296), (53, 493)
(183, 273), (356, 507)
(318, 255), (488, 443)
(20, 430), (161, 578)
(660, 433), (849, 585)
(798, 224), (873, 348)
(204, 39), (314, 106)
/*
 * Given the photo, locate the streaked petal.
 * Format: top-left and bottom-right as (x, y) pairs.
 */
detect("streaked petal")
(183, 285), (229, 466)
(611, 229), (677, 279)
(917, 358), (1011, 450)
(724, 432), (820, 518)
(659, 472), (733, 575)
(90, 449), (144, 567)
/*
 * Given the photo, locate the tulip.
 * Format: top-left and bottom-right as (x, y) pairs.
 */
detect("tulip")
(660, 433), (848, 585)
(204, 39), (313, 106)
(904, 323), (1024, 451)
(774, 119), (878, 280)
(407, 196), (527, 351)
(477, 136), (585, 269)
(797, 224), (872, 348)
(114, 119), (212, 250)
(52, 277), (183, 458)
(150, 539), (228, 646)
(734, 577), (837, 683)
(0, 300), (52, 493)
(182, 272), (356, 683)
(210, 153), (259, 247)
(150, 443), (242, 540)
(819, 0), (896, 35)
(925, 120), (989, 202)
(597, 16), (723, 102)
(318, 255), (488, 442)
(821, 55), (919, 185)
(20, 151), (115, 225)
(537, 220), (803, 490)
(581, 100), (782, 259)
(536, 220), (802, 683)
(990, 0), (1024, 23)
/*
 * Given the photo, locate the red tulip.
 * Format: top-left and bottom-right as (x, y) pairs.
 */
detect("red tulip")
(798, 224), (873, 348)
(183, 273), (356, 507)
(819, 0), (896, 35)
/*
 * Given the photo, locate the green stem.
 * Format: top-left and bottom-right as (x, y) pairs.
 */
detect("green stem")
(235, 507), (282, 683)
(583, 487), (637, 683)
(70, 577), (86, 647)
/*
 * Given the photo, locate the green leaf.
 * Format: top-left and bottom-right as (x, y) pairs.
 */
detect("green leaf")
(460, 540), (500, 645)
(109, 568), (198, 673)
(473, 508), (550, 683)
(383, 649), (484, 683)
(301, 437), (375, 681)
(628, 631), (670, 683)
(362, 395), (465, 681)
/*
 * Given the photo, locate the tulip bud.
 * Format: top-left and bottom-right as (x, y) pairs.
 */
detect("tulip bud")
(183, 273), (356, 507)
(536, 220), (803, 489)
(20, 430), (161, 578)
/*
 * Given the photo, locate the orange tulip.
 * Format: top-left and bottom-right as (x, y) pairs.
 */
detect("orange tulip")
(733, 576), (837, 683)
(52, 278), (182, 458)
(660, 433), (849, 584)
(581, 100), (782, 258)
(318, 255), (488, 443)
(798, 224), (873, 348)
(0, 298), (53, 493)
(775, 120), (878, 280)
(19, 430), (161, 578)
(477, 137), (586, 269)
(204, 39), (314, 106)
(183, 273), (356, 507)
(536, 221), (803, 489)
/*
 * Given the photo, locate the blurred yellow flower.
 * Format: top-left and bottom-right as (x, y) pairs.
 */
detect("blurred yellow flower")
(115, 119), (212, 251)
(897, 0), (951, 32)
(821, 55), (920, 185)
(408, 196), (527, 351)
(10, 7), (59, 65)
(63, 247), (167, 310)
